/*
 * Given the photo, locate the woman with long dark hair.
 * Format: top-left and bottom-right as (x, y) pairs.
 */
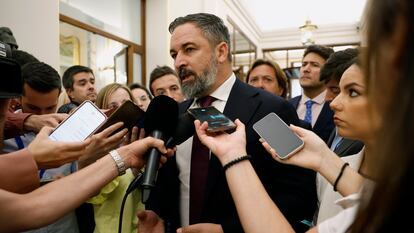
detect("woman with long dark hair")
(190, 0), (414, 232)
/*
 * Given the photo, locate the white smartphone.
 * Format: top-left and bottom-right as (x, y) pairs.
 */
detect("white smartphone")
(49, 100), (107, 142)
(253, 112), (304, 159)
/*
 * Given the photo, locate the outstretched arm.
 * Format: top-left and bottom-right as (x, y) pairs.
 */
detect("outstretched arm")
(0, 136), (172, 232)
(261, 125), (364, 196)
(78, 122), (128, 168)
(194, 119), (296, 233)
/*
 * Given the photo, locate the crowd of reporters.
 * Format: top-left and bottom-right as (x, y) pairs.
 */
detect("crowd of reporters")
(1, 0), (413, 232)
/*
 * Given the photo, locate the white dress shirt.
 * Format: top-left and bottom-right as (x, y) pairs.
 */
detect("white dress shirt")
(177, 73), (236, 226)
(315, 149), (364, 224)
(317, 193), (361, 233)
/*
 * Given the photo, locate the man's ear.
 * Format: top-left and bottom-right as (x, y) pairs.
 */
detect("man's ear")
(66, 88), (74, 99)
(215, 42), (229, 63)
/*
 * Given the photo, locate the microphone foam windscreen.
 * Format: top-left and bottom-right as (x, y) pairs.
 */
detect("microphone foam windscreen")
(144, 95), (178, 136)
(171, 112), (195, 145)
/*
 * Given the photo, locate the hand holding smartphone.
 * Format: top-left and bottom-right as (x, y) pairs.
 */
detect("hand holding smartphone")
(95, 100), (145, 136)
(49, 101), (107, 142)
(253, 113), (304, 159)
(187, 106), (236, 133)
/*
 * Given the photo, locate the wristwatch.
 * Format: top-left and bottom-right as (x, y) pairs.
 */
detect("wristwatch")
(109, 150), (126, 176)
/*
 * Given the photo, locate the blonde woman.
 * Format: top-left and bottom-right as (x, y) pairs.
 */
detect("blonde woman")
(90, 83), (144, 233)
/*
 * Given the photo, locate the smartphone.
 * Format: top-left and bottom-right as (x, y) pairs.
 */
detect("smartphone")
(49, 100), (107, 142)
(253, 112), (304, 159)
(95, 100), (145, 135)
(187, 106), (236, 133)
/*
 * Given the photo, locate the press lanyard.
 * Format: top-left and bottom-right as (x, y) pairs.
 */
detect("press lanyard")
(15, 136), (46, 179)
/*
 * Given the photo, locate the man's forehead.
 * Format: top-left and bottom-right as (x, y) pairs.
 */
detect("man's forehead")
(303, 52), (326, 63)
(326, 79), (339, 86)
(159, 74), (179, 82)
(22, 86), (60, 100)
(74, 72), (94, 80)
(153, 76), (178, 88)
(170, 23), (205, 47)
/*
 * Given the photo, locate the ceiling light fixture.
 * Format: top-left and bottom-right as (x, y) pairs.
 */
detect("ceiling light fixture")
(299, 20), (318, 45)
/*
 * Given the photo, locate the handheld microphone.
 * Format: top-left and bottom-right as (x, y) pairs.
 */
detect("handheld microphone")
(165, 112), (195, 148)
(141, 95), (178, 203)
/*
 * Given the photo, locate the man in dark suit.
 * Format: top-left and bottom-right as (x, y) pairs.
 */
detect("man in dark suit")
(289, 45), (335, 143)
(326, 132), (364, 157)
(140, 13), (317, 233)
(319, 49), (364, 157)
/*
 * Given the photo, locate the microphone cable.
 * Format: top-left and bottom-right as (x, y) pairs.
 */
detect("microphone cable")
(118, 136), (176, 233)
(118, 172), (143, 233)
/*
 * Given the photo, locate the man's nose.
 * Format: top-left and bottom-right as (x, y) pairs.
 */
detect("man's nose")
(174, 52), (187, 70)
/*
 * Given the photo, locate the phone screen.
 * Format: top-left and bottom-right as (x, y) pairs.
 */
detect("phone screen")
(49, 101), (106, 142)
(188, 106), (236, 133)
(253, 112), (304, 159)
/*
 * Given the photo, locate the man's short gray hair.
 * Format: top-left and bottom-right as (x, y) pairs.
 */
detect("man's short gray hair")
(169, 13), (232, 62)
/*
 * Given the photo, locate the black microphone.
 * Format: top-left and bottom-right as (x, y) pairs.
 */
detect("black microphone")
(141, 95), (178, 203)
(165, 112), (195, 148)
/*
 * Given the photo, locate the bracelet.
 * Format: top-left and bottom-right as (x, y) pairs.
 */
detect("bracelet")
(109, 150), (126, 176)
(333, 162), (349, 192)
(223, 155), (252, 172)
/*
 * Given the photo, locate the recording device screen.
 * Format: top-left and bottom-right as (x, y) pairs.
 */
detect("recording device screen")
(253, 112), (304, 159)
(49, 101), (106, 142)
(188, 106), (236, 133)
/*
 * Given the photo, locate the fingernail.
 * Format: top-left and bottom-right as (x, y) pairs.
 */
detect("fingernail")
(259, 138), (264, 143)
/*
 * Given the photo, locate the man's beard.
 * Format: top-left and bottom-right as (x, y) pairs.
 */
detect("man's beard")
(179, 56), (218, 99)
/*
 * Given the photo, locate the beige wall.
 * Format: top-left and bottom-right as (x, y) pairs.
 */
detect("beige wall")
(0, 0), (362, 86)
(146, 0), (206, 86)
(145, 0), (262, 86)
(0, 0), (59, 70)
(145, 0), (362, 82)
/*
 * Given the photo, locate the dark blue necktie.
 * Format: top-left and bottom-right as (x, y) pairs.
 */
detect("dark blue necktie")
(304, 100), (314, 124)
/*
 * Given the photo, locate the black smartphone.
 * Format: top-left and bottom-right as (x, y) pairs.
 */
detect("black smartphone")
(253, 112), (304, 159)
(187, 106), (236, 133)
(49, 100), (107, 142)
(95, 100), (145, 135)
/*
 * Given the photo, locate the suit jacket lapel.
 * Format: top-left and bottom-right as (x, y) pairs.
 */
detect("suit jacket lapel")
(335, 138), (356, 155)
(204, 79), (261, 204)
(179, 99), (193, 113)
(181, 81), (262, 216)
(313, 101), (333, 132)
(327, 128), (336, 148)
(289, 95), (301, 109)
(223, 79), (261, 124)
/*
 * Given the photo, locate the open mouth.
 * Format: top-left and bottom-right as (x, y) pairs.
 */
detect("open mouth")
(179, 69), (195, 83)
(181, 74), (194, 83)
